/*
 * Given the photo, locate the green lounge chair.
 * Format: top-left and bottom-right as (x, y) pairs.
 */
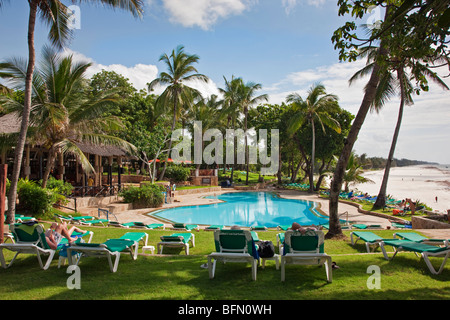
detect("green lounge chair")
(207, 229), (259, 281)
(67, 238), (139, 273)
(57, 231), (95, 268)
(352, 224), (382, 229)
(276, 233), (285, 254)
(280, 230), (332, 283)
(393, 232), (449, 246)
(146, 223), (165, 230)
(205, 225), (224, 231)
(79, 219), (109, 226)
(277, 225), (290, 231)
(0, 223), (56, 270)
(172, 223), (199, 231)
(120, 232), (149, 248)
(350, 231), (394, 253)
(157, 233), (195, 255)
(69, 216), (95, 224)
(250, 226), (267, 231)
(379, 239), (450, 275)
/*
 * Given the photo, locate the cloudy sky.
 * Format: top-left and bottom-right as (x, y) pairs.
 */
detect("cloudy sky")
(1, 1), (449, 164)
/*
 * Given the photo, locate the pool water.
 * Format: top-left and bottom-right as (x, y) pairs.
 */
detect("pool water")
(151, 192), (329, 228)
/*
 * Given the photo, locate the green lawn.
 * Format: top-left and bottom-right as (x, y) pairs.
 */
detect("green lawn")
(0, 225), (449, 300)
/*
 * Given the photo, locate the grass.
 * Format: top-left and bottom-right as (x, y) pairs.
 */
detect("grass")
(1, 224), (449, 300)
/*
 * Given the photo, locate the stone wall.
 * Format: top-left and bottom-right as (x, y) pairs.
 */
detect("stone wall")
(412, 216), (450, 229)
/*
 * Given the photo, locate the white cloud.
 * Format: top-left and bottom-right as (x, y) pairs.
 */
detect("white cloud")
(281, 0), (329, 14)
(160, 0), (255, 30)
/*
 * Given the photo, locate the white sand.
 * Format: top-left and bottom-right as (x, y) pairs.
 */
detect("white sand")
(350, 165), (450, 213)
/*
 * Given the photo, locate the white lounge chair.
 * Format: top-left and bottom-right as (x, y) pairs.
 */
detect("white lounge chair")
(280, 230), (332, 283)
(207, 229), (259, 281)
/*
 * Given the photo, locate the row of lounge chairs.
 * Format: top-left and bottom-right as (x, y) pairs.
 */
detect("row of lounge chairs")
(350, 230), (450, 275)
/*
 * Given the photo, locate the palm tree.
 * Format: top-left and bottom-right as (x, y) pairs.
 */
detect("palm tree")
(1, 0), (143, 223)
(342, 152), (374, 193)
(350, 45), (448, 210)
(148, 45), (208, 180)
(286, 83), (341, 193)
(238, 81), (268, 185)
(1, 46), (136, 188)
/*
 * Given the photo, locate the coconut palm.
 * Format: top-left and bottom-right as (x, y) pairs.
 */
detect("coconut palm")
(1, 46), (136, 188)
(286, 83), (341, 193)
(148, 45), (209, 180)
(350, 45), (449, 209)
(342, 152), (374, 193)
(1, 0), (143, 223)
(238, 80), (268, 185)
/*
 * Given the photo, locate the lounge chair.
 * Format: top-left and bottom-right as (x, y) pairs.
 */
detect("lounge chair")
(379, 239), (450, 275)
(250, 226), (267, 231)
(350, 231), (394, 253)
(277, 225), (290, 231)
(205, 225), (224, 231)
(157, 233), (195, 255)
(119, 232), (149, 248)
(69, 215), (95, 224)
(207, 229), (259, 281)
(393, 232), (449, 246)
(67, 238), (139, 273)
(79, 218), (109, 227)
(57, 230), (94, 268)
(172, 223), (199, 231)
(352, 224), (382, 229)
(280, 230), (332, 282)
(146, 223), (165, 230)
(276, 233), (285, 254)
(0, 223), (56, 270)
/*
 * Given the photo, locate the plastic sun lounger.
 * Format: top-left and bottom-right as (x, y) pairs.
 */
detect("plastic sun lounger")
(393, 232), (449, 246)
(172, 223), (199, 231)
(207, 230), (260, 281)
(157, 233), (195, 255)
(352, 224), (382, 229)
(0, 223), (56, 270)
(67, 238), (139, 273)
(205, 225), (224, 231)
(250, 226), (268, 231)
(79, 219), (109, 226)
(379, 239), (450, 275)
(281, 230), (332, 283)
(350, 231), (395, 253)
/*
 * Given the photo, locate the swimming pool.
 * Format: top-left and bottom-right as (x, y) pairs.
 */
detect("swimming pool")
(150, 192), (329, 228)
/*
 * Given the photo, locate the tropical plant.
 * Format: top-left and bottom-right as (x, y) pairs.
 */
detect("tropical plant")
(148, 45), (209, 180)
(342, 152), (374, 192)
(1, 46), (136, 188)
(286, 83), (341, 193)
(0, 0), (143, 224)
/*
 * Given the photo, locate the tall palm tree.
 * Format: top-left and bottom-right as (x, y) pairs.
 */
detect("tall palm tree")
(350, 46), (448, 210)
(1, 0), (143, 223)
(238, 80), (268, 185)
(149, 45), (208, 180)
(286, 83), (341, 193)
(1, 46), (136, 188)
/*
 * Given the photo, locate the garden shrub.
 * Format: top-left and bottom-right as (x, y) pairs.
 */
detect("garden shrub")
(119, 183), (165, 209)
(17, 179), (60, 219)
(164, 165), (191, 182)
(43, 176), (74, 196)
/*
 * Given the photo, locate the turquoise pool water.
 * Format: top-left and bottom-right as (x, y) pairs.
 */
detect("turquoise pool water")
(150, 192), (329, 228)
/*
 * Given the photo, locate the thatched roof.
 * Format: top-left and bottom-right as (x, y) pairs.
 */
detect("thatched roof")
(0, 112), (22, 134)
(0, 112), (131, 157)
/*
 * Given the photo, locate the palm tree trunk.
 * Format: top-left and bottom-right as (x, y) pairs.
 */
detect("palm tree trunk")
(159, 95), (178, 181)
(244, 107), (249, 185)
(309, 118), (315, 193)
(328, 45), (387, 239)
(373, 67), (406, 210)
(41, 148), (58, 188)
(6, 2), (37, 223)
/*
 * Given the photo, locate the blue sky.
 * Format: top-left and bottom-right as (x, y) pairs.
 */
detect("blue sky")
(1, 0), (450, 164)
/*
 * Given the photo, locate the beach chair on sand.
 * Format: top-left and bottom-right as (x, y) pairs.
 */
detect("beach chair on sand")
(350, 231), (394, 253)
(281, 230), (332, 283)
(67, 238), (139, 273)
(207, 230), (259, 281)
(157, 233), (195, 255)
(393, 232), (449, 246)
(0, 223), (56, 270)
(379, 239), (450, 275)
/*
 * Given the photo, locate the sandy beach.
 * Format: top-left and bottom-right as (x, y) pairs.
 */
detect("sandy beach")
(350, 164), (450, 213)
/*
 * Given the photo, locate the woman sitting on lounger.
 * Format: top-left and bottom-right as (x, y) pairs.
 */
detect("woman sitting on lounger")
(45, 222), (88, 250)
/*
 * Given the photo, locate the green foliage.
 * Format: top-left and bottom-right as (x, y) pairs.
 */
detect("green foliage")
(164, 165), (191, 182)
(17, 179), (61, 219)
(119, 183), (165, 209)
(42, 176), (74, 196)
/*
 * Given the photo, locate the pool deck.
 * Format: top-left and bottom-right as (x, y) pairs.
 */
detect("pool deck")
(105, 188), (450, 238)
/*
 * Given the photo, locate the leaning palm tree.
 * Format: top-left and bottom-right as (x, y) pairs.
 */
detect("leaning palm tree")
(350, 45), (449, 209)
(1, 46), (136, 188)
(286, 83), (341, 193)
(1, 0), (143, 223)
(148, 45), (208, 180)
